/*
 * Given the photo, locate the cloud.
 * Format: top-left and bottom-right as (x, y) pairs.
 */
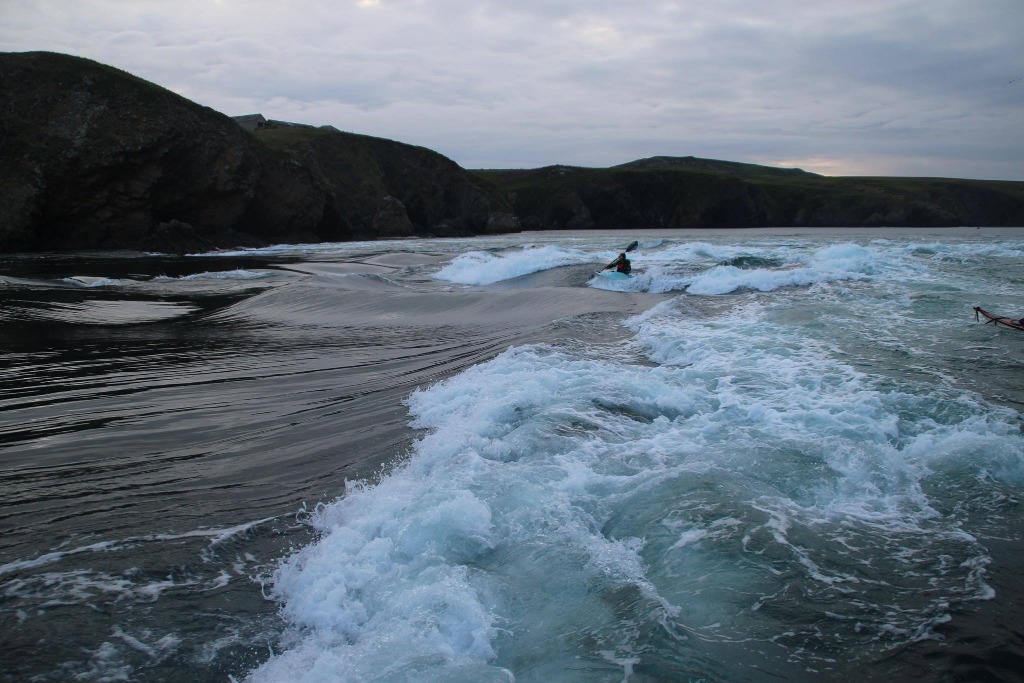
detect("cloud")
(1, 0), (1022, 179)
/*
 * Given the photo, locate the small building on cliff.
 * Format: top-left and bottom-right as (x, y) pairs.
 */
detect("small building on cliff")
(231, 114), (268, 132)
(232, 114), (326, 132)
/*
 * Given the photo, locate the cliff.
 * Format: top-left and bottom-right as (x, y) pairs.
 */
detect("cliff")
(0, 51), (514, 253)
(3, 51), (1021, 255)
(476, 160), (1024, 230)
(251, 126), (504, 240)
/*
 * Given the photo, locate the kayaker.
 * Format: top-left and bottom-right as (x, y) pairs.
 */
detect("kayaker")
(605, 253), (631, 274)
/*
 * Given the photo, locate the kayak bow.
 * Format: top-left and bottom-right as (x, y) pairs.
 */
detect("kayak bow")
(974, 306), (1024, 331)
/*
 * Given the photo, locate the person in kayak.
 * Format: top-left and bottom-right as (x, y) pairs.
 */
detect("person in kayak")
(605, 252), (631, 274)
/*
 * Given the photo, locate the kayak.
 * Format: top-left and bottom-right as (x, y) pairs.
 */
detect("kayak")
(599, 240), (640, 281)
(974, 307), (1024, 331)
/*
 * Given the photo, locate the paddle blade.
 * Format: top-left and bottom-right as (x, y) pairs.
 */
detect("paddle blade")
(625, 240), (639, 252)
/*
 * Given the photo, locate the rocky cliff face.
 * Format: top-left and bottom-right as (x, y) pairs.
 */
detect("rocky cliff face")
(252, 125), (505, 241)
(478, 162), (1024, 230)
(0, 52), (514, 253)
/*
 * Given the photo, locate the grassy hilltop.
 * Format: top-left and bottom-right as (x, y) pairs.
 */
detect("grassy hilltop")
(475, 157), (1024, 230)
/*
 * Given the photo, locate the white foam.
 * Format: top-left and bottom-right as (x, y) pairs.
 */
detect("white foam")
(251, 319), (1022, 679)
(0, 540), (120, 576)
(894, 239), (1024, 262)
(63, 276), (133, 287)
(433, 245), (593, 284)
(196, 236), (477, 258)
(69, 628), (181, 682)
(584, 241), (903, 295)
(191, 241), (408, 258)
(253, 325), (1007, 679)
(152, 269), (272, 282)
(248, 346), (686, 681)
(590, 239), (967, 297)
(77, 641), (133, 682)
(4, 568), (197, 606)
(1, 517), (277, 576)
(278, 272), (1024, 673)
(684, 243), (877, 295)
(653, 240), (766, 263)
(243, 234), (1024, 678)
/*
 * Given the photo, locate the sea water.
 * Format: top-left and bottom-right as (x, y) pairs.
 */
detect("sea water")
(1, 228), (1022, 682)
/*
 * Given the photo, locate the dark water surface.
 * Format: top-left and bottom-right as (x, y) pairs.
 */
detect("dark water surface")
(0, 241), (655, 681)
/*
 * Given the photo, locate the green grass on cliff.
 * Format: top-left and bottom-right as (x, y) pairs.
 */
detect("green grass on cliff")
(612, 155), (819, 179)
(6, 51), (222, 118)
(476, 163), (1024, 200)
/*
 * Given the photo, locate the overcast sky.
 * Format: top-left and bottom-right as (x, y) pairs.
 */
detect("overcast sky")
(2, 0), (1023, 179)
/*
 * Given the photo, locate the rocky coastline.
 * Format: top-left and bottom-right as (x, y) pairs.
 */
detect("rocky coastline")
(2, 51), (1022, 255)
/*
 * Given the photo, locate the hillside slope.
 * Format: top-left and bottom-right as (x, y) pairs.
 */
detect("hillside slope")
(0, 52), (514, 253)
(477, 161), (1024, 230)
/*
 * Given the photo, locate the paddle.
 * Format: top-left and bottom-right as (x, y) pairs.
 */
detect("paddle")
(604, 240), (639, 269)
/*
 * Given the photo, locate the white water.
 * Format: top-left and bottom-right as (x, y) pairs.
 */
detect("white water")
(246, 231), (1024, 682)
(433, 245), (597, 285)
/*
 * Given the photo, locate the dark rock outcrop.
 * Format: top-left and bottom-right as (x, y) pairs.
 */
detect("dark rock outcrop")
(372, 196), (415, 237)
(254, 125), (508, 240)
(477, 161), (1024, 230)
(0, 51), (515, 253)
(485, 211), (520, 234)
